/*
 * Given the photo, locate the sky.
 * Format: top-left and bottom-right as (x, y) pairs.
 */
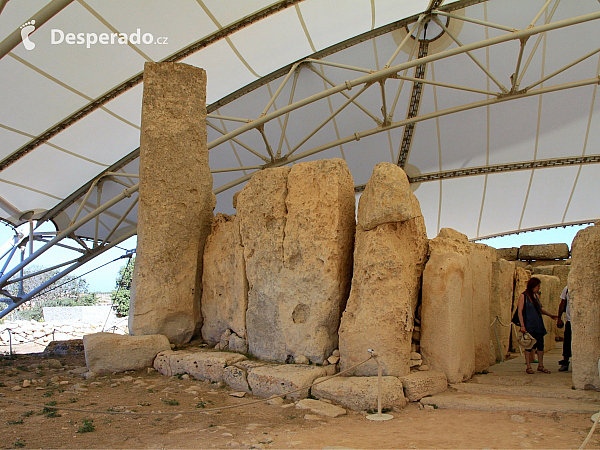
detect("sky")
(0, 220), (590, 294)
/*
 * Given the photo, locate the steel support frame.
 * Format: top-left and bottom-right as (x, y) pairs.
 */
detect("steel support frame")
(206, 9), (600, 165)
(0, 184), (139, 318)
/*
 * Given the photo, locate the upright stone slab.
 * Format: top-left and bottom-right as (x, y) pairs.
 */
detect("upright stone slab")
(201, 213), (248, 345)
(339, 163), (428, 376)
(532, 274), (560, 352)
(513, 267), (531, 316)
(491, 259), (515, 362)
(471, 243), (496, 371)
(569, 224), (600, 390)
(130, 62), (214, 344)
(238, 159), (355, 364)
(421, 229), (475, 383)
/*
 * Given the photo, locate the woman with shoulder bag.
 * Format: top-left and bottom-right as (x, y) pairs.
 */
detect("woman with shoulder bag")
(518, 277), (558, 374)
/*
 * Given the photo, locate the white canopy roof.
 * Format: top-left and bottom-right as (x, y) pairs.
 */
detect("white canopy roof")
(1, 0), (599, 244)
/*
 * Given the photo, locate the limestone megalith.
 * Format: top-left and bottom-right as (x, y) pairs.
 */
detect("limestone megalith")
(421, 229), (475, 383)
(339, 163), (428, 376)
(471, 243), (497, 371)
(130, 62), (214, 344)
(490, 259), (515, 362)
(201, 213), (248, 345)
(569, 223), (600, 390)
(238, 159), (355, 364)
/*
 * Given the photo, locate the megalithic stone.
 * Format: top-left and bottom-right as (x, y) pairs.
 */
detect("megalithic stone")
(490, 259), (515, 362)
(569, 223), (600, 390)
(421, 228), (475, 384)
(130, 62), (215, 344)
(339, 163), (428, 376)
(238, 159), (355, 364)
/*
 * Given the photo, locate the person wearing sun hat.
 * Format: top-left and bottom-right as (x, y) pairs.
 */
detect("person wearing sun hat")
(517, 277), (559, 374)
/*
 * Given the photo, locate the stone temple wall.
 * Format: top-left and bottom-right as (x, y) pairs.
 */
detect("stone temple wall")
(130, 63), (597, 391)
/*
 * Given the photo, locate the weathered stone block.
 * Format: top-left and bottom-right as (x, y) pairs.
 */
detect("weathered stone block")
(295, 399), (347, 417)
(518, 244), (570, 261)
(490, 259), (515, 362)
(532, 266), (555, 276)
(223, 360), (269, 393)
(496, 247), (519, 261)
(131, 62), (214, 344)
(421, 229), (474, 384)
(247, 365), (328, 400)
(569, 224), (600, 390)
(239, 159), (355, 364)
(471, 243), (496, 371)
(399, 371), (447, 401)
(153, 350), (246, 382)
(312, 376), (407, 411)
(339, 164), (428, 377)
(513, 267), (531, 317)
(83, 333), (170, 374)
(201, 213), (247, 345)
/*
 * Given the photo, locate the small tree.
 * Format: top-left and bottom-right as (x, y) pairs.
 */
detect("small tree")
(110, 257), (135, 317)
(2, 265), (98, 321)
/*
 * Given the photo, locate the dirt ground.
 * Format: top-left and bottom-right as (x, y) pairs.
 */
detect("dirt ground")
(0, 349), (598, 450)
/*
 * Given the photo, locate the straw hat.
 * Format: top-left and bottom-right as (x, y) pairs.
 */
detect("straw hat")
(518, 332), (537, 350)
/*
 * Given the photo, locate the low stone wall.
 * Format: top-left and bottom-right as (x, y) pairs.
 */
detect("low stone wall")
(0, 318), (128, 353)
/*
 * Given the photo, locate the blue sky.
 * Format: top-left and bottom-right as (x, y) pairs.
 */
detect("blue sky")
(0, 220), (589, 293)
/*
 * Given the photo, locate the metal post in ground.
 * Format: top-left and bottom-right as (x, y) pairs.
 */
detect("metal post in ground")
(366, 349), (393, 421)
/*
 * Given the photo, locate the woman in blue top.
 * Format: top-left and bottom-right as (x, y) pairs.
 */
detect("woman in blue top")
(518, 277), (558, 374)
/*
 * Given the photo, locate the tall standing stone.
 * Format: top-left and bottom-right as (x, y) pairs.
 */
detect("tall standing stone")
(339, 163), (428, 376)
(421, 228), (474, 383)
(569, 223), (600, 390)
(513, 267), (531, 316)
(471, 244), (497, 371)
(238, 159), (355, 364)
(201, 213), (247, 345)
(490, 259), (515, 362)
(130, 62), (214, 344)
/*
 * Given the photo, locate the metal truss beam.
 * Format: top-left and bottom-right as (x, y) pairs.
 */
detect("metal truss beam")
(0, 0), (303, 172)
(215, 75), (600, 195)
(355, 154), (600, 192)
(0, 0), (76, 61)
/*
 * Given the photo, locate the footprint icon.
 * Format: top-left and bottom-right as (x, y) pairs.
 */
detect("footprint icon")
(20, 20), (36, 51)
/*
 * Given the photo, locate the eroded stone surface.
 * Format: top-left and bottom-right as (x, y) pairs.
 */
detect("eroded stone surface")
(421, 229), (475, 384)
(471, 244), (497, 371)
(239, 159), (355, 364)
(490, 259), (515, 362)
(513, 267), (531, 318)
(153, 350), (246, 382)
(201, 213), (247, 345)
(295, 399), (347, 417)
(223, 360), (269, 393)
(131, 62), (214, 344)
(84, 333), (170, 374)
(518, 244), (570, 261)
(569, 224), (600, 390)
(399, 371), (447, 402)
(497, 248), (518, 261)
(312, 376), (407, 411)
(247, 365), (328, 400)
(339, 164), (428, 377)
